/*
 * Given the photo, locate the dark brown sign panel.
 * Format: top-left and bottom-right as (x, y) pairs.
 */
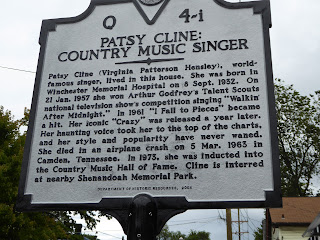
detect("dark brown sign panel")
(17, 0), (281, 211)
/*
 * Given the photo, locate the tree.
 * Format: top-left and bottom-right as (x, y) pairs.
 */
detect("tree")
(253, 224), (263, 240)
(186, 230), (210, 240)
(157, 225), (210, 240)
(0, 106), (106, 239)
(274, 79), (320, 196)
(157, 225), (186, 240)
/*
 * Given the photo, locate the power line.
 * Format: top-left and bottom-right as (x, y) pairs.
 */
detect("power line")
(97, 230), (123, 239)
(232, 209), (249, 240)
(170, 216), (219, 223)
(0, 65), (36, 74)
(218, 209), (226, 222)
(241, 209), (261, 240)
(169, 218), (220, 227)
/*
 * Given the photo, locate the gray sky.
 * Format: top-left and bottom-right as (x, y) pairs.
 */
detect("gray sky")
(1, 0), (319, 239)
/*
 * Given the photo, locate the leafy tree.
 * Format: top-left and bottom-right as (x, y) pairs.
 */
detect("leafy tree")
(0, 106), (106, 239)
(186, 230), (210, 240)
(157, 225), (186, 240)
(274, 79), (320, 196)
(253, 224), (263, 240)
(157, 225), (210, 240)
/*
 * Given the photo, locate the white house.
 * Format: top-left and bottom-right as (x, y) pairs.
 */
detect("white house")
(266, 197), (320, 240)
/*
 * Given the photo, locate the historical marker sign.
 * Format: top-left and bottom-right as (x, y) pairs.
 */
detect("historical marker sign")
(17, 0), (281, 210)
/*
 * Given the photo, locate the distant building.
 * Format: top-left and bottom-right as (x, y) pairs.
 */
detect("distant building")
(266, 197), (320, 240)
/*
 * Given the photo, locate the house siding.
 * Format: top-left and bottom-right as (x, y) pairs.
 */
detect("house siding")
(272, 226), (308, 240)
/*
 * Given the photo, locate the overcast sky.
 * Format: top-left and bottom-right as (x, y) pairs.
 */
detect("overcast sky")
(1, 0), (319, 239)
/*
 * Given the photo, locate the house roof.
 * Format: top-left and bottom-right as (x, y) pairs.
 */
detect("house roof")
(269, 197), (320, 225)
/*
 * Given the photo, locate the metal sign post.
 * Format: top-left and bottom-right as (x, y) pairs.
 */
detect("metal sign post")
(17, 0), (281, 238)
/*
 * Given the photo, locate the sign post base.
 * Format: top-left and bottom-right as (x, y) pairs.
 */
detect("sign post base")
(105, 194), (186, 240)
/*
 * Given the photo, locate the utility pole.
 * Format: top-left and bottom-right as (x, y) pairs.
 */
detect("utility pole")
(226, 209), (232, 240)
(232, 209), (249, 240)
(238, 209), (241, 240)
